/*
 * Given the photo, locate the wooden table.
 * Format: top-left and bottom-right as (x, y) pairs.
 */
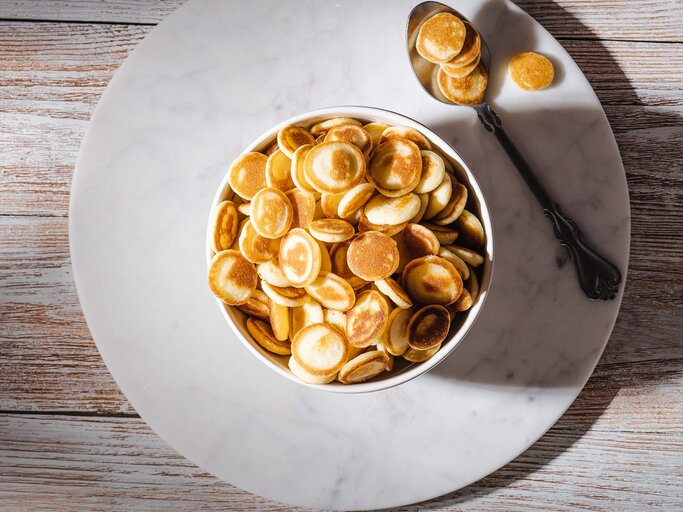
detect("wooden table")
(1, 1), (681, 510)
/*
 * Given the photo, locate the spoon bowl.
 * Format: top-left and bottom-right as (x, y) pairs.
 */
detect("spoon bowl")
(407, 1), (491, 106)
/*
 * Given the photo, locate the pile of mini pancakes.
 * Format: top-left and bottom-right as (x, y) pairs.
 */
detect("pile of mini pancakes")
(208, 117), (486, 385)
(416, 12), (488, 105)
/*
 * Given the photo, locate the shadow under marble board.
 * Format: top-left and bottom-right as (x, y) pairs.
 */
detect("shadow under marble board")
(69, 0), (629, 509)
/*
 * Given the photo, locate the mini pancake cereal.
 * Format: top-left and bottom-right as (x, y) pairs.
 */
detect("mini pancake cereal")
(441, 21), (480, 71)
(325, 124), (374, 158)
(437, 65), (488, 105)
(347, 231), (399, 281)
(303, 141), (366, 194)
(368, 139), (422, 197)
(414, 11), (491, 105)
(208, 115), (487, 385)
(265, 149), (295, 191)
(277, 125), (315, 158)
(508, 52), (554, 91)
(209, 200), (239, 253)
(416, 12), (466, 64)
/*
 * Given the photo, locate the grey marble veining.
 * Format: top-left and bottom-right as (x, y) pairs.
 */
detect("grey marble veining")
(69, 0), (630, 509)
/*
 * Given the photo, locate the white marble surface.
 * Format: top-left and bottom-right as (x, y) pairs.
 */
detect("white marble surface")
(69, 0), (630, 509)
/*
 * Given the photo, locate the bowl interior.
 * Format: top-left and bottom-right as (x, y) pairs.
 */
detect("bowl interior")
(207, 106), (494, 393)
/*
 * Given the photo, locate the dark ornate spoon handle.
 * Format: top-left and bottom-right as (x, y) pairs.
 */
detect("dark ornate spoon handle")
(475, 103), (622, 300)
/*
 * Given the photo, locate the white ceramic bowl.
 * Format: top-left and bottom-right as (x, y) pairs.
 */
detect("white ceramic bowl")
(207, 106), (494, 393)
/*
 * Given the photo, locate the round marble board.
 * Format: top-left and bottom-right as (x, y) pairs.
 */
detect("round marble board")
(70, 0), (630, 509)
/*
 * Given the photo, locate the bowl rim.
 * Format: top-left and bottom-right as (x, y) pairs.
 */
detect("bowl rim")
(206, 105), (494, 393)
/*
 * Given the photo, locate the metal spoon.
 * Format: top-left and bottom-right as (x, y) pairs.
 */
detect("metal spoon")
(406, 1), (622, 300)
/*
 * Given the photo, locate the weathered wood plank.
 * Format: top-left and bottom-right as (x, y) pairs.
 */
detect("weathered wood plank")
(0, 216), (132, 413)
(515, 0), (683, 42)
(0, 1), (682, 43)
(0, 0), (183, 24)
(0, 413), (680, 511)
(0, 22), (150, 120)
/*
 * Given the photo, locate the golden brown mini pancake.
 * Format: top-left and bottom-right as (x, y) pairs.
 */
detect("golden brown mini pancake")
(374, 344), (395, 371)
(408, 193), (430, 224)
(250, 187), (293, 239)
(378, 125), (432, 150)
(367, 139), (422, 197)
(437, 64), (488, 105)
(452, 287), (473, 312)
(402, 255), (463, 305)
(440, 53), (480, 79)
(238, 219), (281, 264)
(292, 323), (348, 376)
(466, 264), (479, 303)
(423, 223), (459, 244)
(433, 181), (468, 225)
(362, 122), (389, 147)
(261, 281), (310, 307)
(364, 193), (421, 226)
(345, 290), (389, 348)
(303, 141), (366, 194)
(437, 246), (470, 280)
(269, 301), (290, 341)
(304, 271), (356, 312)
(228, 152), (268, 200)
(325, 124), (373, 158)
(508, 52), (554, 91)
(441, 21), (481, 70)
(310, 117), (361, 136)
(308, 218), (355, 243)
(265, 149), (295, 191)
(320, 192), (344, 219)
(403, 343), (441, 363)
(381, 307), (412, 356)
(209, 200), (239, 253)
(422, 173), (452, 220)
(291, 299), (324, 335)
(337, 350), (390, 383)
(347, 231), (399, 281)
(329, 240), (368, 290)
(317, 240), (332, 273)
(358, 209), (405, 235)
(285, 188), (316, 229)
(236, 295), (270, 320)
(414, 150), (446, 194)
(278, 228), (322, 287)
(291, 144), (320, 198)
(403, 223), (440, 256)
(416, 12), (466, 64)
(264, 143), (279, 156)
(408, 305), (450, 350)
(237, 202), (251, 216)
(323, 308), (347, 333)
(277, 125), (315, 158)
(288, 355), (337, 384)
(257, 260), (292, 287)
(453, 209), (485, 248)
(208, 249), (257, 305)
(374, 277), (412, 309)
(337, 183), (375, 219)
(247, 317), (291, 355)
(445, 244), (485, 267)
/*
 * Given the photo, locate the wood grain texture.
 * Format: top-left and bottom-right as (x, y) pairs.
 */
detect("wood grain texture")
(0, 0), (183, 24)
(0, 413), (680, 511)
(1, 1), (682, 42)
(1, 2), (682, 510)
